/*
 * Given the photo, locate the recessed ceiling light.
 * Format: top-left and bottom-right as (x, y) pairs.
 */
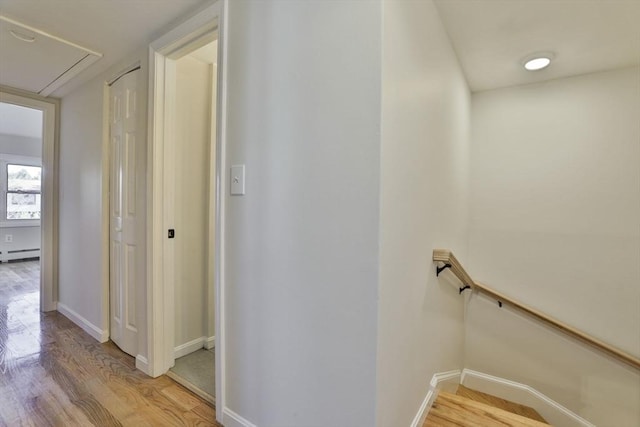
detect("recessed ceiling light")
(524, 57), (551, 71)
(522, 52), (554, 71)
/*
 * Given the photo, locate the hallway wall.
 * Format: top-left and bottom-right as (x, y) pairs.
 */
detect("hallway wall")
(58, 76), (106, 333)
(223, 0), (382, 425)
(377, 1), (471, 425)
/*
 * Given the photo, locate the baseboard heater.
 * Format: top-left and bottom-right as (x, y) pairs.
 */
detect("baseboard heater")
(0, 248), (40, 263)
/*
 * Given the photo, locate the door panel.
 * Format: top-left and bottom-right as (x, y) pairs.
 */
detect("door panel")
(110, 70), (140, 356)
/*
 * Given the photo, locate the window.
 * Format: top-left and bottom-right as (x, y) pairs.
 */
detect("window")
(6, 164), (42, 220)
(0, 156), (42, 226)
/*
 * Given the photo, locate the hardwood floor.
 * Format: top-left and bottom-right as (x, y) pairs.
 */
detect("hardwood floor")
(424, 391), (550, 427)
(455, 385), (546, 422)
(1, 260), (222, 426)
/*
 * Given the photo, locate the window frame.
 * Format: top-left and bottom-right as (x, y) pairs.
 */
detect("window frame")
(0, 154), (42, 228)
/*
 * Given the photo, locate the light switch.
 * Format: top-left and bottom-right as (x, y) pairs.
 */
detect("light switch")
(230, 164), (245, 195)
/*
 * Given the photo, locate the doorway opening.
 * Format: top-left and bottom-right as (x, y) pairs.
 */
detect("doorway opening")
(146, 2), (225, 421)
(0, 91), (57, 315)
(163, 37), (218, 405)
(0, 102), (43, 357)
(0, 90), (57, 375)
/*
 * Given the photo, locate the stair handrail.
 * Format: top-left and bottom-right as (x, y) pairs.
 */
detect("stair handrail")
(433, 249), (640, 370)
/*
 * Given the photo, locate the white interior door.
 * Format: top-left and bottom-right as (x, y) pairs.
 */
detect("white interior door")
(109, 70), (140, 356)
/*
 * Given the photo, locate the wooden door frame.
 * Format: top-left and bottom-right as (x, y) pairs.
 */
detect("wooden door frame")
(146, 2), (227, 421)
(0, 87), (58, 313)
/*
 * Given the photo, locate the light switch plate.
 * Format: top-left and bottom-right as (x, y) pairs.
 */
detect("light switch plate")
(230, 164), (245, 195)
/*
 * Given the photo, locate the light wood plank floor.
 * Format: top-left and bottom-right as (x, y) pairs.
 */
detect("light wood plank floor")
(456, 385), (546, 422)
(1, 260), (222, 426)
(424, 391), (550, 427)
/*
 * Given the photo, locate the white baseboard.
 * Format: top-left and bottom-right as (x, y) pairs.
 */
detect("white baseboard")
(57, 302), (109, 343)
(136, 355), (150, 376)
(461, 369), (595, 427)
(174, 336), (207, 358)
(410, 370), (461, 427)
(410, 368), (593, 427)
(222, 408), (257, 427)
(206, 335), (215, 350)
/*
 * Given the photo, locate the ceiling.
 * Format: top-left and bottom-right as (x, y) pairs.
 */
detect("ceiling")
(0, 1), (638, 97)
(435, 0), (640, 92)
(0, 0), (206, 97)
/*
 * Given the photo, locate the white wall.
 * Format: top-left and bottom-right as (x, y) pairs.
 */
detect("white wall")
(467, 66), (640, 426)
(376, 1), (470, 425)
(0, 134), (41, 157)
(174, 54), (214, 351)
(0, 226), (40, 261)
(58, 76), (105, 329)
(224, 1), (382, 425)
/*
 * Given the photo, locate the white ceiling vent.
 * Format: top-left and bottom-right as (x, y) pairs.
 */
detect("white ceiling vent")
(0, 15), (102, 96)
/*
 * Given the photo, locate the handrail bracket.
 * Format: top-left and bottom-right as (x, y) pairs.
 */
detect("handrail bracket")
(436, 263), (452, 277)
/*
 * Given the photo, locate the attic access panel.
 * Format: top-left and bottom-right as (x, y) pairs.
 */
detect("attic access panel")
(0, 15), (102, 96)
